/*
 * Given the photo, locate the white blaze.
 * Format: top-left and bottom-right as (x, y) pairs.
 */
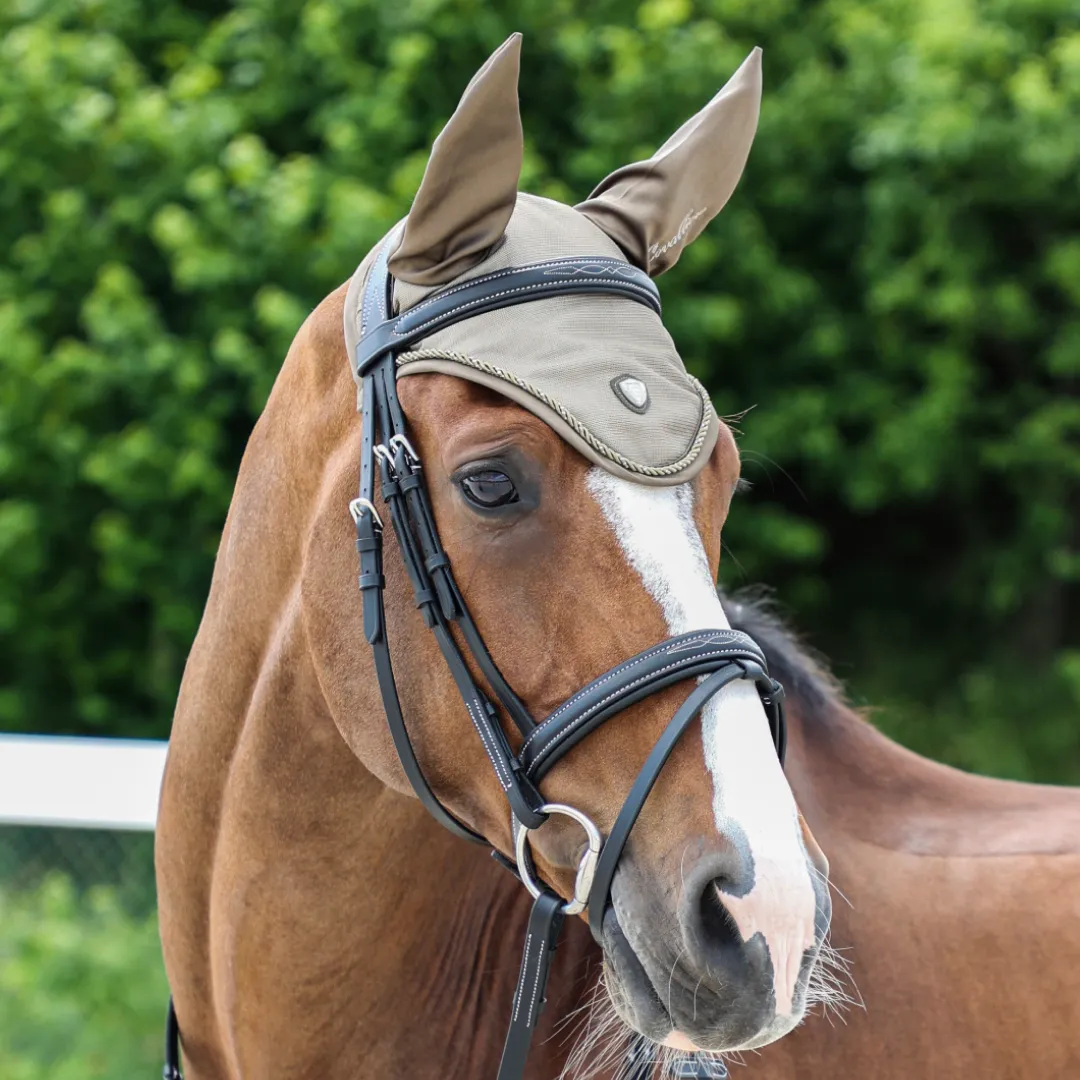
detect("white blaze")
(586, 469), (816, 1017)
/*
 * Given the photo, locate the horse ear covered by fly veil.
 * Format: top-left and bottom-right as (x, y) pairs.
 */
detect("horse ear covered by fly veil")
(343, 36), (765, 487)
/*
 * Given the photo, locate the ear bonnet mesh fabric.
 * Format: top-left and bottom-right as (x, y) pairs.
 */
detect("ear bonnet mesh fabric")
(343, 193), (720, 486)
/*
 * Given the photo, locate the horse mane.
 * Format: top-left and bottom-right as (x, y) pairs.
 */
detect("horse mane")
(720, 587), (848, 729)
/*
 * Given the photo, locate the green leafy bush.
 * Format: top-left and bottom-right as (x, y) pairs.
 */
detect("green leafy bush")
(1, 0), (1077, 779)
(0, 875), (167, 1080)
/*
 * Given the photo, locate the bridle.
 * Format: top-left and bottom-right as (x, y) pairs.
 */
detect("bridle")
(162, 239), (786, 1080)
(347, 238), (788, 1078)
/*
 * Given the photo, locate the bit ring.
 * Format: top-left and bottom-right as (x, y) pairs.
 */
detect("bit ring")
(515, 803), (602, 916)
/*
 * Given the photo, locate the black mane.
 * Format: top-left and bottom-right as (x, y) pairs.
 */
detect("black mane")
(721, 588), (846, 727)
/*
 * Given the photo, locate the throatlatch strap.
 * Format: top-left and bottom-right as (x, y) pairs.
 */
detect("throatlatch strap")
(496, 890), (566, 1080)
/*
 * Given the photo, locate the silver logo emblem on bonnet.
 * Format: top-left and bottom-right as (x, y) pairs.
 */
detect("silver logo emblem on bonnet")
(611, 375), (649, 414)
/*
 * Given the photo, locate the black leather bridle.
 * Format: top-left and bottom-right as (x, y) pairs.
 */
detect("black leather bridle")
(163, 240), (786, 1080)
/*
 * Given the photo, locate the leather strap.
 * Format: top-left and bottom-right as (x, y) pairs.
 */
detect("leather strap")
(355, 256), (661, 378)
(358, 353), (541, 836)
(496, 890), (566, 1080)
(353, 242), (547, 831)
(367, 572), (486, 844)
(164, 997), (182, 1080)
(521, 630), (770, 779)
(586, 664), (770, 942)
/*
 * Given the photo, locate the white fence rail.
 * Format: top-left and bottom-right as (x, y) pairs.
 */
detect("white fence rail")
(0, 734), (165, 832)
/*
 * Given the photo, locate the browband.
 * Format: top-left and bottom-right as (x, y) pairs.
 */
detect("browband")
(354, 253), (661, 378)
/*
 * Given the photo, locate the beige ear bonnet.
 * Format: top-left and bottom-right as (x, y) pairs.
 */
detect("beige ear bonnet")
(343, 37), (763, 487)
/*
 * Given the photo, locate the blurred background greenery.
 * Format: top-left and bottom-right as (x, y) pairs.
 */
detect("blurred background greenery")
(0, 0), (1078, 1075)
(0, 867), (165, 1080)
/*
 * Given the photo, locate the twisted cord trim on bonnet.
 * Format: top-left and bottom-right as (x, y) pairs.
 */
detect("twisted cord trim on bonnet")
(398, 348), (714, 478)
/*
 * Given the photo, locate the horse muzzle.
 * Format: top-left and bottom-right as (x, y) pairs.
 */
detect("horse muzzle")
(600, 837), (832, 1054)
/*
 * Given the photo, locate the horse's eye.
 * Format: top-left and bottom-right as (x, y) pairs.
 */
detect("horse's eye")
(459, 469), (519, 509)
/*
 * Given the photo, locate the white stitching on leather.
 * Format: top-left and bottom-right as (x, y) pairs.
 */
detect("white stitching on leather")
(394, 274), (657, 339)
(362, 249), (389, 334)
(399, 351), (713, 479)
(520, 632), (748, 752)
(525, 647), (757, 767)
(530, 648), (751, 766)
(465, 699), (512, 791)
(512, 932), (533, 1024)
(396, 258), (653, 325)
(525, 936), (547, 1026)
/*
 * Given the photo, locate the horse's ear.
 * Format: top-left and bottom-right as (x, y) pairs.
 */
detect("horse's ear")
(388, 34), (524, 286)
(575, 47), (762, 278)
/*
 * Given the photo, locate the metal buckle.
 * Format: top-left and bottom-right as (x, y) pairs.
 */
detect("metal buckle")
(373, 443), (396, 473)
(515, 803), (602, 916)
(674, 1058), (728, 1079)
(389, 433), (419, 463)
(348, 498), (383, 529)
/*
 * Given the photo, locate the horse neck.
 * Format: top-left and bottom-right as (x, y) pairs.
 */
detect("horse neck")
(777, 678), (1080, 1017)
(755, 683), (1080, 1077)
(785, 692), (1080, 860)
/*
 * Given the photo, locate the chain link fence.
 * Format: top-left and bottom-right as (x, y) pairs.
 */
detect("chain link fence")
(0, 824), (157, 914)
(0, 736), (167, 1079)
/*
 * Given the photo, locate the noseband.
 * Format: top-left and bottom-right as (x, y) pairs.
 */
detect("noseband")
(164, 241), (786, 1080)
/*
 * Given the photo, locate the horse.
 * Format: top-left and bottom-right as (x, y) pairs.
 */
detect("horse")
(155, 34), (1080, 1080)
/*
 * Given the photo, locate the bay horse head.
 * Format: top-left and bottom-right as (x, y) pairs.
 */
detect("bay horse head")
(334, 33), (830, 1060)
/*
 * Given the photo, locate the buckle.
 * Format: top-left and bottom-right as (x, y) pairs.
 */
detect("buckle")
(389, 433), (420, 465)
(373, 443), (396, 477)
(348, 498), (383, 530)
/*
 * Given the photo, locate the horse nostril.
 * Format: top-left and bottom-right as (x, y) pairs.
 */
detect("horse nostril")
(698, 881), (741, 953)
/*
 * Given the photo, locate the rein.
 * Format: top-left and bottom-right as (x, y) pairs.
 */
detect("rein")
(163, 241), (786, 1080)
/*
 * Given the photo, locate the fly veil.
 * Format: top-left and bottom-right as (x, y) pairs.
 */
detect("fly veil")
(342, 35), (764, 487)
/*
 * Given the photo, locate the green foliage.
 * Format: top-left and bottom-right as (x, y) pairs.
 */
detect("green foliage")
(0, 0), (1077, 779)
(0, 875), (167, 1079)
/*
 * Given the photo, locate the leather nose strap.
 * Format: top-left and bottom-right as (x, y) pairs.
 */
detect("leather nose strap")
(584, 661), (777, 942)
(521, 630), (771, 780)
